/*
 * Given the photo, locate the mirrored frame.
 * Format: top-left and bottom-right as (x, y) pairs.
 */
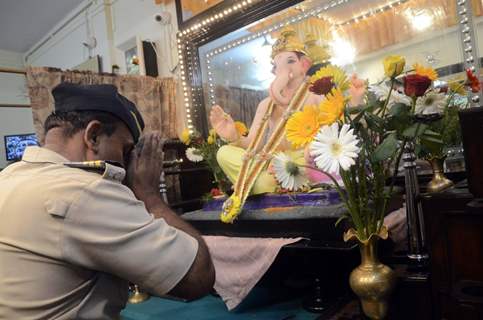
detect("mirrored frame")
(176, 0), (481, 137)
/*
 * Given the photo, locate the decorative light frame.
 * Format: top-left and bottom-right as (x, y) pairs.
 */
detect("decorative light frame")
(176, 0), (265, 135)
(456, 0), (481, 106)
(177, 0), (482, 135)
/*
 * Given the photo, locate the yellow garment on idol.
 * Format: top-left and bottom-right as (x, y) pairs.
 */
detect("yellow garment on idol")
(216, 145), (305, 194)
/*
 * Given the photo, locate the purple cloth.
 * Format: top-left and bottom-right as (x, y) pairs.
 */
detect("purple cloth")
(203, 190), (341, 211)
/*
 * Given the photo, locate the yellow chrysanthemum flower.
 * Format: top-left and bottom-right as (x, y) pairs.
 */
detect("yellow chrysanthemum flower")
(234, 121), (249, 136)
(220, 194), (242, 223)
(413, 63), (438, 81)
(319, 88), (345, 125)
(285, 105), (322, 148)
(310, 65), (350, 92)
(180, 128), (191, 145)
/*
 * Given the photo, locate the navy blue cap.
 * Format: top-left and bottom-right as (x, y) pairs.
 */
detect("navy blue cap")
(51, 83), (145, 142)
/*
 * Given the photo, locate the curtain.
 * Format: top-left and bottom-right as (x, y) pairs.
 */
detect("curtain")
(26, 67), (178, 144)
(214, 85), (265, 127)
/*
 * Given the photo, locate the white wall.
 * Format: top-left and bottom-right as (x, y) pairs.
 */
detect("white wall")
(0, 49), (34, 169)
(25, 0), (178, 77)
(0, 49), (30, 105)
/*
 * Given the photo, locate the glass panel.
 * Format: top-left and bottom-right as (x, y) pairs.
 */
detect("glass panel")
(198, 0), (463, 130)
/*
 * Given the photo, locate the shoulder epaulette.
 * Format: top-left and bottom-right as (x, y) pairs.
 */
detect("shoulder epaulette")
(63, 160), (125, 182)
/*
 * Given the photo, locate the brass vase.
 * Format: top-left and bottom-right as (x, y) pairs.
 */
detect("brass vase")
(346, 229), (396, 319)
(427, 157), (453, 193)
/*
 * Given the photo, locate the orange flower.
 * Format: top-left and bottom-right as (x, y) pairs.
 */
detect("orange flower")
(234, 121), (248, 136)
(413, 63), (438, 81)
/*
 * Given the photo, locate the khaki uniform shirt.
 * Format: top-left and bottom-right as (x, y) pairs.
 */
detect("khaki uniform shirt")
(0, 147), (198, 319)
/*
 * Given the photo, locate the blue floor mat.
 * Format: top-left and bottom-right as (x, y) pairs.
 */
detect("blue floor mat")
(121, 295), (317, 320)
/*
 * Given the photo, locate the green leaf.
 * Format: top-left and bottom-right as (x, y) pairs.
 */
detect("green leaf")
(335, 214), (349, 227)
(352, 109), (366, 124)
(364, 113), (384, 134)
(402, 123), (428, 138)
(386, 113), (411, 133)
(347, 106), (362, 115)
(420, 135), (444, 155)
(388, 103), (411, 117)
(372, 132), (398, 162)
(422, 129), (442, 138)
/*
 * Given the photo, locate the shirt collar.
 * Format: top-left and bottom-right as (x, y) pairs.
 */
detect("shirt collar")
(22, 146), (69, 164)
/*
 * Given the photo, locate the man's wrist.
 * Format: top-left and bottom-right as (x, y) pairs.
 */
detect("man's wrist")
(135, 190), (163, 207)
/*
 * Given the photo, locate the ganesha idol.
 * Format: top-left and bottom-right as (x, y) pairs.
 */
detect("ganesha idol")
(209, 27), (365, 222)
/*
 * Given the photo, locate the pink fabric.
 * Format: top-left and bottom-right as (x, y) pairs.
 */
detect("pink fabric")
(203, 236), (303, 310)
(384, 205), (408, 252)
(304, 147), (343, 185)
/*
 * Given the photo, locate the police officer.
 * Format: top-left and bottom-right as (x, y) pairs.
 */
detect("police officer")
(0, 83), (215, 319)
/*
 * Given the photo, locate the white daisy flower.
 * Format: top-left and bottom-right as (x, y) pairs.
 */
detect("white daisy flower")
(186, 147), (203, 162)
(369, 83), (411, 108)
(310, 123), (360, 174)
(272, 153), (308, 191)
(390, 91), (412, 106)
(369, 83), (390, 101)
(415, 91), (447, 115)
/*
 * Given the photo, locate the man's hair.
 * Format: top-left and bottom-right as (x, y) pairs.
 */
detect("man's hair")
(44, 110), (121, 138)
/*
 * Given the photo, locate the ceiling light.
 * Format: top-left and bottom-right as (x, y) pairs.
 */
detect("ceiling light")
(329, 35), (356, 66)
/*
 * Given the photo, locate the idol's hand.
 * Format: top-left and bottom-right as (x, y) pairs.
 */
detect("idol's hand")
(125, 132), (165, 201)
(349, 74), (367, 106)
(209, 105), (239, 142)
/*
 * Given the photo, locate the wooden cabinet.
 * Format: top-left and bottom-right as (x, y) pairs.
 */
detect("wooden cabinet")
(163, 140), (215, 213)
(422, 188), (483, 319)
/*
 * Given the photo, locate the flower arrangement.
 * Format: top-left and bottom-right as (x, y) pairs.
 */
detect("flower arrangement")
(271, 56), (477, 242)
(180, 122), (249, 194)
(267, 54), (480, 319)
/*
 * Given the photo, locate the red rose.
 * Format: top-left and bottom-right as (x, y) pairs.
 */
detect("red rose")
(210, 188), (222, 197)
(466, 69), (481, 93)
(403, 74), (432, 97)
(310, 77), (334, 95)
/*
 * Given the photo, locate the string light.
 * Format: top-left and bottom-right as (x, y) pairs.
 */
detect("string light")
(177, 0), (261, 39)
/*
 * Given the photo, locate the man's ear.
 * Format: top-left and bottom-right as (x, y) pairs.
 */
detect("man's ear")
(83, 120), (103, 154)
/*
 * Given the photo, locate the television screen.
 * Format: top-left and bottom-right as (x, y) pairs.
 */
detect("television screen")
(4, 134), (38, 161)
